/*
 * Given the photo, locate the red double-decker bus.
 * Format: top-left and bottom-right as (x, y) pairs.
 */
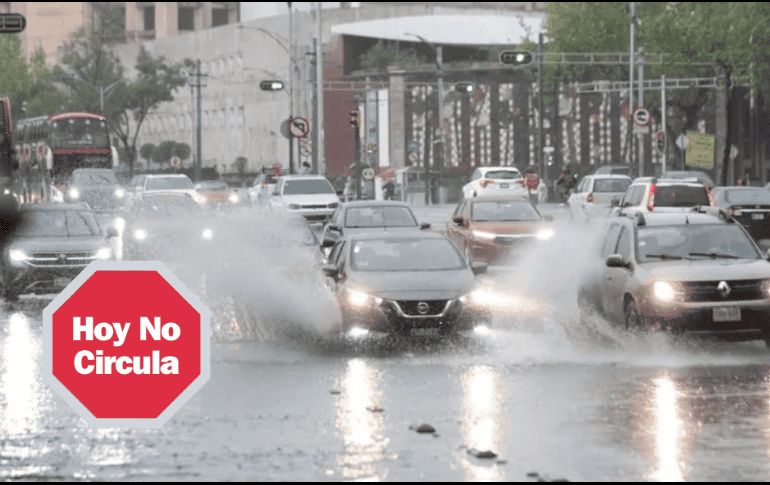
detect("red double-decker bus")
(13, 111), (118, 203)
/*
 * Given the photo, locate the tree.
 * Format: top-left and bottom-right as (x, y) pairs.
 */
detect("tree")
(140, 143), (156, 165)
(152, 141), (177, 165)
(172, 142), (191, 161)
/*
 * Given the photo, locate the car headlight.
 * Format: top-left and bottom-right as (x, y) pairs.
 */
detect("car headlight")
(133, 229), (148, 241)
(652, 281), (679, 302)
(115, 188), (125, 198)
(762, 279), (770, 299)
(68, 188), (80, 199)
(460, 286), (524, 312)
(472, 230), (496, 240)
(201, 228), (214, 240)
(193, 193), (206, 205)
(9, 249), (28, 264)
(328, 202), (339, 209)
(95, 247), (113, 260)
(536, 227), (555, 241)
(288, 203), (301, 210)
(347, 288), (383, 308)
(228, 193), (239, 204)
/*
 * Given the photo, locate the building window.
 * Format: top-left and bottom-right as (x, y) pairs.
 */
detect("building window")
(143, 6), (155, 31)
(212, 8), (228, 27)
(178, 6), (195, 31)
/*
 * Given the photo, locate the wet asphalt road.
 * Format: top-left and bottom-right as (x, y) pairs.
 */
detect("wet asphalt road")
(3, 205), (770, 481)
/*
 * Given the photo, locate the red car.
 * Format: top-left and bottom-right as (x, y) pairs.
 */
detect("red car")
(446, 196), (554, 265)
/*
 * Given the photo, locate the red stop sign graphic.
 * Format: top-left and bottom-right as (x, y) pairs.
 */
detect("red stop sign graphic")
(43, 261), (210, 428)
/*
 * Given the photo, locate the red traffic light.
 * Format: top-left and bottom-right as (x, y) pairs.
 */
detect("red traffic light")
(0, 13), (26, 33)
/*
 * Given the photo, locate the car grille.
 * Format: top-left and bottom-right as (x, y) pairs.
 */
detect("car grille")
(300, 204), (329, 209)
(683, 279), (764, 302)
(25, 251), (100, 267)
(494, 234), (535, 245)
(395, 300), (448, 316)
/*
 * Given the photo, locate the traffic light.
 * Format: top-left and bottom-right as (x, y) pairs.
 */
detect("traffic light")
(350, 110), (360, 128)
(0, 13), (26, 33)
(454, 83), (476, 95)
(259, 80), (284, 91)
(499, 50), (533, 66)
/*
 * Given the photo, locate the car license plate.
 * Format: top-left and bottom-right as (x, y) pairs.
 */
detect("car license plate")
(752, 213), (765, 220)
(500, 183), (510, 189)
(713, 306), (741, 322)
(54, 277), (71, 288)
(411, 328), (439, 337)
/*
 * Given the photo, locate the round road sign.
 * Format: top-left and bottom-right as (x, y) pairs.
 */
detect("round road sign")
(362, 167), (375, 181)
(289, 117), (310, 138)
(43, 261), (211, 429)
(170, 156), (182, 168)
(633, 108), (651, 127)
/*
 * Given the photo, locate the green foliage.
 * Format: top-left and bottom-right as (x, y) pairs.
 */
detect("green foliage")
(139, 143), (156, 162)
(152, 141), (177, 164)
(359, 42), (420, 72)
(172, 142), (191, 160)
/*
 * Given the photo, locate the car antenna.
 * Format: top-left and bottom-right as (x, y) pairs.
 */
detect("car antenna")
(685, 215), (689, 225)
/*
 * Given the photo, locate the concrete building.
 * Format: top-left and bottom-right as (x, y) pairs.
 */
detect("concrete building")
(107, 2), (548, 175)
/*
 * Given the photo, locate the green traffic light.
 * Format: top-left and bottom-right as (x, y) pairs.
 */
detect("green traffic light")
(260, 80), (284, 91)
(454, 83), (476, 94)
(499, 50), (533, 66)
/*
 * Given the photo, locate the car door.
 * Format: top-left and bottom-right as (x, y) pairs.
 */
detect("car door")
(569, 177), (589, 215)
(324, 240), (346, 290)
(455, 201), (473, 252)
(603, 225), (634, 323)
(323, 207), (343, 246)
(596, 223), (623, 317)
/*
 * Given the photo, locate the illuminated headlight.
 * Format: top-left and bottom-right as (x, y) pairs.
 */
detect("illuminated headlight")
(193, 193), (206, 205)
(347, 288), (383, 308)
(201, 228), (214, 240)
(762, 279), (770, 299)
(95, 247), (113, 260)
(472, 230), (496, 240)
(228, 193), (239, 204)
(288, 203), (301, 210)
(348, 327), (369, 338)
(68, 188), (80, 199)
(460, 286), (523, 312)
(474, 325), (491, 335)
(536, 227), (555, 241)
(9, 249), (28, 264)
(328, 202), (339, 209)
(114, 188), (125, 198)
(133, 229), (148, 241)
(652, 281), (678, 302)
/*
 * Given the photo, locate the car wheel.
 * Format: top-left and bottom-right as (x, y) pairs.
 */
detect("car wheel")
(4, 284), (20, 302)
(624, 298), (642, 331)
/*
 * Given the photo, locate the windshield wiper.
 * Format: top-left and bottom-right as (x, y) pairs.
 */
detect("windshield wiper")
(645, 253), (686, 260)
(688, 252), (741, 259)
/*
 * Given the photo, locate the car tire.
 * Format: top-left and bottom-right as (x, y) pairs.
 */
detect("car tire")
(624, 298), (642, 331)
(4, 284), (20, 302)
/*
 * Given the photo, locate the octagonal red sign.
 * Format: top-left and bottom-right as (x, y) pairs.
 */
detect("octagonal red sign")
(43, 261), (211, 428)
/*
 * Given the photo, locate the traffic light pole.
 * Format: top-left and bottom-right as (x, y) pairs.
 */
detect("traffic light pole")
(354, 123), (361, 201)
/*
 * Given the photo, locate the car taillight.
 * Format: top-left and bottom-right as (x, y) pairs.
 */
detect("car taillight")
(480, 179), (495, 188)
(586, 193), (594, 203)
(647, 184), (656, 212)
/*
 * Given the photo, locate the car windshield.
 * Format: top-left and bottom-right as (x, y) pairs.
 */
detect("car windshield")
(351, 238), (466, 271)
(195, 181), (229, 192)
(17, 210), (101, 237)
(637, 224), (759, 262)
(136, 196), (202, 217)
(283, 179), (335, 195)
(472, 200), (540, 221)
(345, 207), (417, 228)
(593, 179), (631, 193)
(654, 186), (710, 207)
(146, 177), (193, 191)
(722, 189), (770, 205)
(71, 170), (118, 186)
(50, 117), (109, 149)
(485, 170), (522, 180)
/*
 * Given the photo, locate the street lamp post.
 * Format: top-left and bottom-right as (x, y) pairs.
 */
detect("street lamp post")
(62, 76), (123, 112)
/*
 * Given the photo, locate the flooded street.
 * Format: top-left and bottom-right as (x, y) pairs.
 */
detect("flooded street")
(4, 294), (770, 481)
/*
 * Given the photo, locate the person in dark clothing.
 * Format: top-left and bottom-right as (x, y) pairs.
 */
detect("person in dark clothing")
(555, 166), (576, 203)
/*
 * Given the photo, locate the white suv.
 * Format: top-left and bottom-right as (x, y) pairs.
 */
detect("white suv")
(462, 167), (528, 199)
(138, 174), (205, 205)
(269, 175), (340, 223)
(609, 178), (713, 217)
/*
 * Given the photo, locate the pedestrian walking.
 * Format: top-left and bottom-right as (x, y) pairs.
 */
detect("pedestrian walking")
(555, 166), (576, 203)
(524, 165), (541, 205)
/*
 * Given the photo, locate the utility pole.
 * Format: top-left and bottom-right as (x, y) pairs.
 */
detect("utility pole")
(661, 74), (667, 173)
(288, 2), (294, 174)
(316, 2), (324, 176)
(538, 32), (545, 182)
(436, 45), (444, 205)
(187, 59), (207, 182)
(637, 47), (645, 177)
(629, 2), (636, 174)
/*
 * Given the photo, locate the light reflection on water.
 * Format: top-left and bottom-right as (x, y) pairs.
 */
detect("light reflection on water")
(0, 312), (42, 437)
(334, 358), (389, 481)
(648, 372), (687, 482)
(460, 365), (505, 482)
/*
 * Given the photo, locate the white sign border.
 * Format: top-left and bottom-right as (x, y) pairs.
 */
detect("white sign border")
(42, 260), (211, 429)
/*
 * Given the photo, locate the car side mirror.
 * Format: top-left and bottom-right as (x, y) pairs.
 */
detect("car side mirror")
(452, 215), (464, 226)
(470, 261), (488, 276)
(765, 248), (770, 261)
(321, 238), (336, 249)
(420, 222), (431, 230)
(321, 263), (338, 279)
(543, 214), (554, 222)
(610, 199), (620, 208)
(328, 223), (341, 233)
(105, 226), (119, 238)
(605, 254), (630, 269)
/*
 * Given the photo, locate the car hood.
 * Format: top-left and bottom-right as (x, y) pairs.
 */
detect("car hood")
(8, 236), (109, 252)
(469, 221), (542, 234)
(348, 269), (475, 300)
(344, 226), (422, 235)
(643, 258), (770, 282)
(277, 194), (339, 204)
(127, 217), (213, 235)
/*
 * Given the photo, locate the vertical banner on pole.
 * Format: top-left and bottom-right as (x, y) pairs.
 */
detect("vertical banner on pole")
(366, 90), (378, 168)
(378, 89), (389, 167)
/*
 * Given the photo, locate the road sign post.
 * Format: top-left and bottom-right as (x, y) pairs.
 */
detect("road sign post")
(43, 261), (210, 429)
